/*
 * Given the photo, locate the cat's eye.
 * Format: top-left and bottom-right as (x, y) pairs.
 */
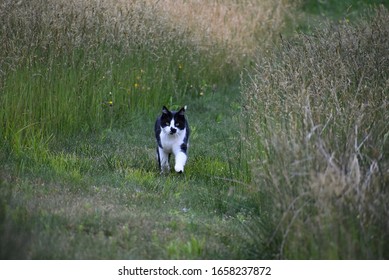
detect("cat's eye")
(165, 122), (170, 126)
(176, 122), (180, 126)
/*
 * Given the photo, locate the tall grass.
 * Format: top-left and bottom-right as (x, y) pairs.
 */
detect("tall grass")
(151, 0), (294, 56)
(0, 0), (294, 146)
(1, 0), (257, 151)
(242, 7), (389, 259)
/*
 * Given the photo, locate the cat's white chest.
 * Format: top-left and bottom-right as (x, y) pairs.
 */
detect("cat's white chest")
(160, 129), (186, 153)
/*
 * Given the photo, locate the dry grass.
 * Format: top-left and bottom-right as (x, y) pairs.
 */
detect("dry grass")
(151, 0), (295, 55)
(0, 0), (294, 66)
(242, 6), (389, 259)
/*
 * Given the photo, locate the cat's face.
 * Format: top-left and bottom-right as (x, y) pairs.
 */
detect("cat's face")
(160, 106), (186, 135)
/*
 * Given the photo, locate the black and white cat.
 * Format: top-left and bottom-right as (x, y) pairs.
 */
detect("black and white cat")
(155, 105), (190, 173)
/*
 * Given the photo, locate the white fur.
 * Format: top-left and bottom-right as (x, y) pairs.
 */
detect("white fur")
(159, 119), (188, 173)
(174, 151), (187, 173)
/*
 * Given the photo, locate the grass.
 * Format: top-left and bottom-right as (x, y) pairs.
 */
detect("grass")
(1, 88), (251, 259)
(1, 0), (389, 259)
(242, 6), (389, 259)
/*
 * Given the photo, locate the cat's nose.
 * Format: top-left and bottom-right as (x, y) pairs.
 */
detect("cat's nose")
(170, 127), (177, 134)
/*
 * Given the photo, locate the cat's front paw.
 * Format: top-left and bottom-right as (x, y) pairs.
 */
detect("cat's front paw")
(174, 165), (184, 173)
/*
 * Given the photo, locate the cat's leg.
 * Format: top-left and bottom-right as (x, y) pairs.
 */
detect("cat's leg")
(157, 146), (170, 173)
(174, 151), (187, 173)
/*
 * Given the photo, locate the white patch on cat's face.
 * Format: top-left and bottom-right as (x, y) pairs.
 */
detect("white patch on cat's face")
(162, 118), (182, 136)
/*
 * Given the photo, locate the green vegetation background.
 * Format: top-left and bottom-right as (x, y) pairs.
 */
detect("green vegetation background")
(1, 0), (388, 259)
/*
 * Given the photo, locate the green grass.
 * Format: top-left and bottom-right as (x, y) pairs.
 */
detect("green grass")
(1, 87), (253, 259)
(0, 0), (236, 148)
(1, 0), (389, 259)
(296, 0), (389, 33)
(301, 0), (389, 17)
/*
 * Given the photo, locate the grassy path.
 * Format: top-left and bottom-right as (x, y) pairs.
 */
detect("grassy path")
(1, 84), (258, 259)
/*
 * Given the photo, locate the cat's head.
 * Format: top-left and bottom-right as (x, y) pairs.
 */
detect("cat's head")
(160, 105), (187, 135)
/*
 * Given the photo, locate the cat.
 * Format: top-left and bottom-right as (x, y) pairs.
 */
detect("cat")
(155, 105), (190, 173)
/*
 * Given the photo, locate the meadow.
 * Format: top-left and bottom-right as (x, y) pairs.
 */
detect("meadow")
(1, 0), (388, 259)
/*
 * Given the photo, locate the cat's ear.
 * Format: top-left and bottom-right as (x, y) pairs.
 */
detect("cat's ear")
(162, 106), (170, 115)
(177, 105), (187, 116)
